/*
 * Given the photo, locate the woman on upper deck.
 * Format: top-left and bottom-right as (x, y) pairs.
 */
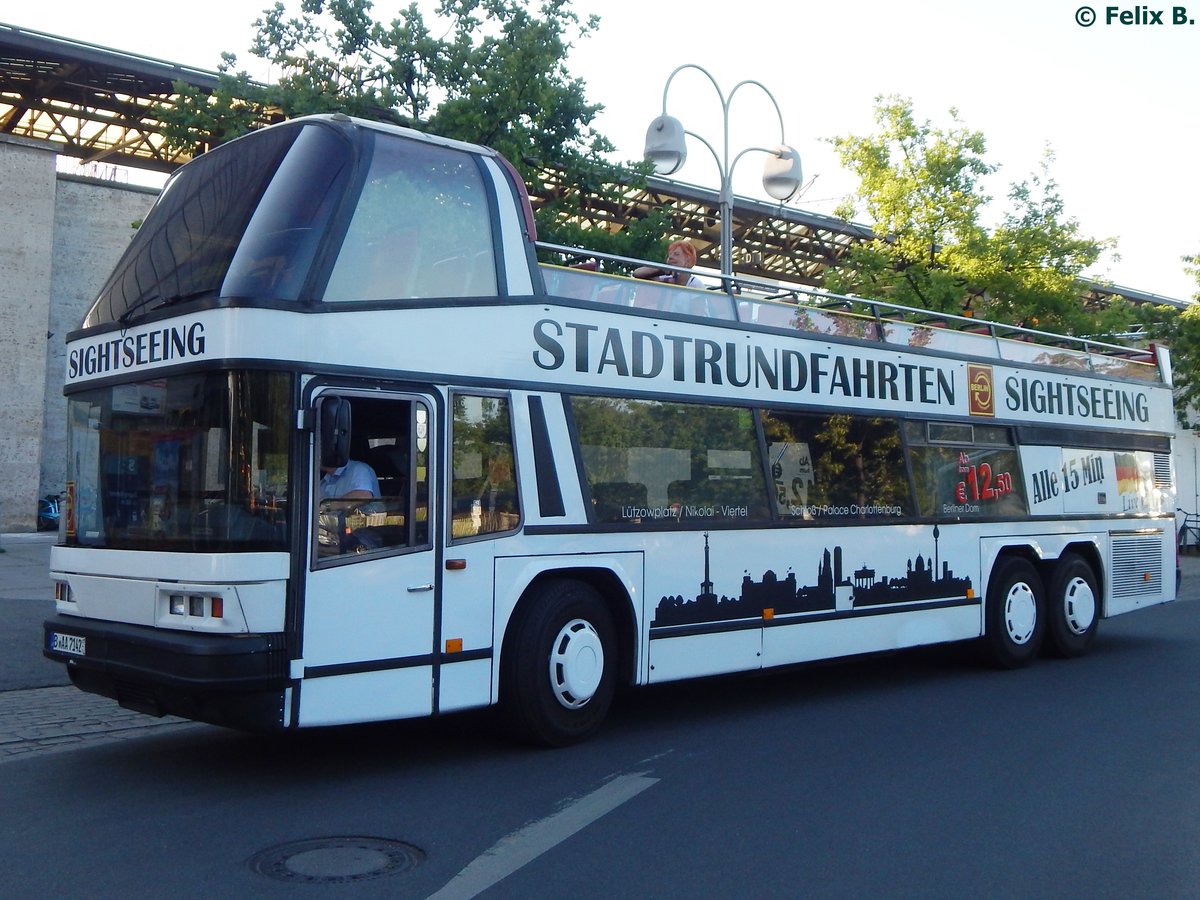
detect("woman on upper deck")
(633, 240), (703, 288)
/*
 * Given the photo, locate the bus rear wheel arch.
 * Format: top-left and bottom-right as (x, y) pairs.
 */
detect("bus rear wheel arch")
(500, 578), (618, 747)
(1044, 552), (1100, 658)
(983, 555), (1046, 668)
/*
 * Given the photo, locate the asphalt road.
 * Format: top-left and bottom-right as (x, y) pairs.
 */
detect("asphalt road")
(2, 539), (1199, 898)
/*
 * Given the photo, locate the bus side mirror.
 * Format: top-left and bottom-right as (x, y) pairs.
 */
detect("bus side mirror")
(320, 397), (351, 469)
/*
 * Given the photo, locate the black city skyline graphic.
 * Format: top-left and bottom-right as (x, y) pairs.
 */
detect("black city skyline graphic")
(651, 526), (972, 628)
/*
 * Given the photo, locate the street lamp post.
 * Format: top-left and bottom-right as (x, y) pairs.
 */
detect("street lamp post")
(643, 63), (802, 281)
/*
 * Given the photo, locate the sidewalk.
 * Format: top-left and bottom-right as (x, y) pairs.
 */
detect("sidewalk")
(0, 531), (56, 601)
(0, 685), (200, 762)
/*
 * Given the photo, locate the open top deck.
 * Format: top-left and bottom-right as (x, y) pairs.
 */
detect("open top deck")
(538, 248), (1164, 386)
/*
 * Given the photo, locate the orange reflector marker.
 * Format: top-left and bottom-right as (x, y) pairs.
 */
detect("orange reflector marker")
(445, 638), (463, 653)
(446, 559), (467, 570)
(762, 608), (774, 620)
(966, 588), (975, 599)
(211, 597), (223, 619)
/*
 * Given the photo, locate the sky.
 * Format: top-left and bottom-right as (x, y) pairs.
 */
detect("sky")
(11, 0), (1199, 301)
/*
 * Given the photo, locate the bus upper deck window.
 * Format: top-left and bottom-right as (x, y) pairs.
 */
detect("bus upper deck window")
(323, 135), (497, 303)
(222, 125), (352, 302)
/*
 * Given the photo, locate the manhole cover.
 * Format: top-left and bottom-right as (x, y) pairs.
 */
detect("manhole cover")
(249, 836), (425, 884)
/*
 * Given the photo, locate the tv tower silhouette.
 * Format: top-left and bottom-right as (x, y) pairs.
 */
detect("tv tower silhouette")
(700, 531), (715, 601)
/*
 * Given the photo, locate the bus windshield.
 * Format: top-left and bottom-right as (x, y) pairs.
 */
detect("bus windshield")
(83, 121), (354, 327)
(63, 371), (293, 552)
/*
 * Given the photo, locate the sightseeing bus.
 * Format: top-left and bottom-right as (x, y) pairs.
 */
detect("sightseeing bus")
(44, 114), (1178, 745)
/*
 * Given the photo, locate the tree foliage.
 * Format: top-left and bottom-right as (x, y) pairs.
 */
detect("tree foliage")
(1134, 252), (1200, 425)
(826, 96), (1117, 336)
(154, 0), (664, 258)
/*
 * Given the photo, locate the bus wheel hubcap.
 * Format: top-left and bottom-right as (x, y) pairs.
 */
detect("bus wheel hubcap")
(1005, 583), (1037, 645)
(1063, 576), (1097, 635)
(549, 618), (604, 709)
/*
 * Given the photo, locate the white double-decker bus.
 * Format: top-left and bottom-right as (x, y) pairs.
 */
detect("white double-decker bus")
(44, 114), (1178, 745)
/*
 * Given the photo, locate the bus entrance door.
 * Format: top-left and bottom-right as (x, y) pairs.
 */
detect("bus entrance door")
(297, 392), (437, 726)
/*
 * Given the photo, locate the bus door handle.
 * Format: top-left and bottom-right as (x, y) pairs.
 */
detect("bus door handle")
(407, 583), (434, 593)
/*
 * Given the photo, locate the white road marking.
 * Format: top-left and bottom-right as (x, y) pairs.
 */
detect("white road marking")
(426, 771), (660, 900)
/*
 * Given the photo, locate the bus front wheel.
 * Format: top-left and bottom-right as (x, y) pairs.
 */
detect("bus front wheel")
(502, 579), (616, 747)
(983, 557), (1045, 668)
(1045, 554), (1099, 658)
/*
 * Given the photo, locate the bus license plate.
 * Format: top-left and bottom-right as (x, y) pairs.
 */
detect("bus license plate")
(49, 632), (86, 656)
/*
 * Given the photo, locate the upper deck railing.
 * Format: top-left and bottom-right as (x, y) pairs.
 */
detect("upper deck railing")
(537, 243), (1164, 385)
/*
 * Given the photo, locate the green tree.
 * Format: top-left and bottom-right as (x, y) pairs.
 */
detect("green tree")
(826, 96), (994, 315)
(827, 96), (1115, 336)
(155, 0), (665, 259)
(967, 150), (1120, 334)
(1134, 252), (1200, 425)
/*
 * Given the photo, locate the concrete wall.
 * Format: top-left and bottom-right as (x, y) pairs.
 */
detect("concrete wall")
(41, 176), (158, 512)
(0, 135), (56, 533)
(0, 135), (158, 531)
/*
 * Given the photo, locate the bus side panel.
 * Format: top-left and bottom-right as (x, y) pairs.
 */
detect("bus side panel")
(648, 629), (763, 684)
(646, 525), (980, 680)
(298, 667), (434, 727)
(438, 536), (506, 714)
(438, 658), (494, 714)
(1106, 528), (1174, 616)
(761, 605), (982, 668)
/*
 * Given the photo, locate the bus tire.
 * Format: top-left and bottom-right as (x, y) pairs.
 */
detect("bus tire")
(1044, 554), (1100, 658)
(501, 579), (616, 747)
(983, 557), (1045, 669)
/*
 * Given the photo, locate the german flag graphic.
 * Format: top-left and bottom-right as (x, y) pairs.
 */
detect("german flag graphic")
(1115, 453), (1141, 496)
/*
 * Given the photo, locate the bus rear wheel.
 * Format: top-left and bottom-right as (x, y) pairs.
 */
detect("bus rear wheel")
(1045, 554), (1099, 658)
(502, 579), (616, 747)
(983, 557), (1045, 668)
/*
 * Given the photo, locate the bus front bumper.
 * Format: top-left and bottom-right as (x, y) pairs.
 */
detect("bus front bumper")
(43, 615), (290, 730)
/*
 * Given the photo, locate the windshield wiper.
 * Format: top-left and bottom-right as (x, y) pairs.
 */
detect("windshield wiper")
(117, 289), (218, 327)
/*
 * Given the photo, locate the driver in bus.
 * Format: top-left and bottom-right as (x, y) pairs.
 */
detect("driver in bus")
(319, 459), (380, 500)
(317, 459), (384, 555)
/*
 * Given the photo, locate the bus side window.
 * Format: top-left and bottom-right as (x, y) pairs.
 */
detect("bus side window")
(572, 396), (770, 525)
(451, 395), (520, 539)
(904, 420), (1025, 518)
(762, 411), (911, 521)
